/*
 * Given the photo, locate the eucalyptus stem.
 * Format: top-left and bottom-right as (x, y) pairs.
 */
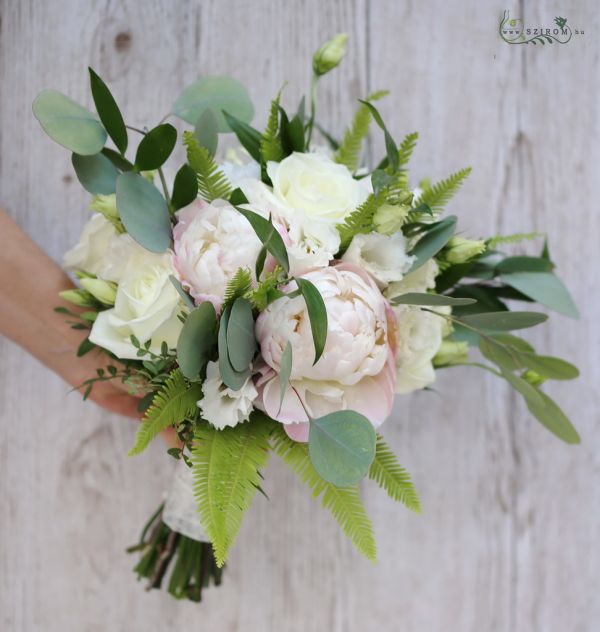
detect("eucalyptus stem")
(158, 167), (171, 207)
(126, 124), (147, 135)
(305, 74), (319, 147)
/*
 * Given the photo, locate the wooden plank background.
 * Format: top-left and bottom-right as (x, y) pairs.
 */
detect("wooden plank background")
(1, 1), (598, 630)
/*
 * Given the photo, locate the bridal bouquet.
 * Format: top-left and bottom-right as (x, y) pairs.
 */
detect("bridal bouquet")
(34, 35), (580, 602)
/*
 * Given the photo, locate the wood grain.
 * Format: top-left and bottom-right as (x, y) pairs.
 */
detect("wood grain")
(0, 1), (598, 630)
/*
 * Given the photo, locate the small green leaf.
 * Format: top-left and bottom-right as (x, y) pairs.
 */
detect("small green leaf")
(479, 336), (523, 371)
(116, 172), (172, 252)
(460, 311), (547, 331)
(222, 111), (262, 162)
(172, 76), (254, 133)
(408, 216), (457, 272)
(487, 333), (535, 353)
(234, 206), (289, 274)
(88, 67), (127, 154)
(33, 89), (107, 155)
(359, 100), (398, 172)
(499, 272), (578, 318)
(171, 164), (198, 210)
(134, 123), (177, 170)
(169, 275), (195, 310)
(525, 390), (580, 444)
(496, 256), (554, 274)
(391, 292), (476, 307)
(295, 278), (328, 365)
(309, 411), (376, 487)
(101, 147), (133, 171)
(520, 354), (579, 380)
(500, 368), (544, 407)
(218, 305), (251, 391)
(194, 108), (218, 156)
(279, 341), (293, 408)
(71, 152), (118, 194)
(226, 298), (257, 372)
(176, 302), (218, 380)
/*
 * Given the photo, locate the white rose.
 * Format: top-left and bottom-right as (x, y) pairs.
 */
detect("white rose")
(198, 361), (258, 429)
(63, 213), (142, 283)
(266, 152), (369, 223)
(172, 199), (264, 310)
(89, 251), (183, 359)
(342, 231), (415, 287)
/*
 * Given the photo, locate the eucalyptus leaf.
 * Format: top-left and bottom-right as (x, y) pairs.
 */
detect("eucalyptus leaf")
(296, 278), (328, 365)
(72, 152), (118, 194)
(408, 215), (457, 272)
(88, 67), (127, 154)
(169, 275), (195, 310)
(172, 76), (254, 133)
(279, 341), (293, 408)
(479, 336), (523, 371)
(496, 256), (554, 274)
(499, 272), (578, 318)
(194, 108), (218, 156)
(391, 292), (476, 307)
(102, 147), (133, 171)
(460, 311), (547, 331)
(226, 298), (257, 372)
(487, 333), (535, 353)
(116, 172), (172, 252)
(222, 111), (262, 162)
(309, 411), (376, 487)
(520, 354), (580, 381)
(33, 89), (107, 155)
(500, 368), (544, 407)
(177, 302), (217, 380)
(135, 123), (177, 171)
(171, 164), (198, 210)
(525, 390), (580, 444)
(359, 100), (398, 173)
(218, 305), (251, 391)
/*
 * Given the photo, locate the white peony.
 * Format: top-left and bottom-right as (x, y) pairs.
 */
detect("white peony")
(198, 361), (258, 429)
(342, 231), (415, 287)
(266, 152), (369, 223)
(89, 251), (183, 359)
(171, 198), (264, 310)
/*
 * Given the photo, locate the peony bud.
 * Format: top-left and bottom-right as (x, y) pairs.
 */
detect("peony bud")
(443, 236), (486, 264)
(373, 203), (411, 235)
(433, 340), (469, 366)
(79, 278), (118, 305)
(312, 33), (349, 76)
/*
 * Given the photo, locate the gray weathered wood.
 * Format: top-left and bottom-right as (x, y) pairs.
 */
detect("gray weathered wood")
(0, 1), (598, 630)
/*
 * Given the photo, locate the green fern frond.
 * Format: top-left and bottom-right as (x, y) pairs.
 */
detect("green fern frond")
(128, 369), (202, 456)
(222, 268), (253, 312)
(183, 131), (232, 202)
(248, 266), (283, 311)
(260, 91), (284, 163)
(192, 420), (271, 567)
(416, 167), (472, 213)
(487, 231), (543, 248)
(335, 90), (389, 172)
(368, 434), (421, 513)
(337, 191), (386, 253)
(271, 425), (377, 561)
(397, 132), (419, 169)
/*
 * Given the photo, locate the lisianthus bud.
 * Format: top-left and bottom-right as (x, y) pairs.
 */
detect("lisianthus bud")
(58, 288), (98, 308)
(89, 194), (119, 220)
(373, 203), (411, 235)
(443, 236), (486, 264)
(433, 340), (469, 366)
(80, 277), (118, 305)
(521, 369), (546, 387)
(312, 33), (348, 76)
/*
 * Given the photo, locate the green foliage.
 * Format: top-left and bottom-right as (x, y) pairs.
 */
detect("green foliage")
(135, 124), (177, 171)
(416, 167), (472, 213)
(397, 131), (419, 169)
(260, 91), (284, 163)
(407, 215), (457, 272)
(226, 298), (257, 372)
(192, 419), (271, 567)
(183, 131), (232, 202)
(337, 190), (386, 252)
(176, 302), (217, 380)
(271, 425), (377, 561)
(171, 164), (199, 210)
(295, 277), (328, 364)
(72, 152), (118, 195)
(334, 90), (388, 172)
(222, 268), (253, 312)
(218, 304), (252, 391)
(88, 67), (127, 154)
(129, 370), (202, 456)
(487, 232), (542, 248)
(369, 435), (421, 513)
(248, 267), (284, 310)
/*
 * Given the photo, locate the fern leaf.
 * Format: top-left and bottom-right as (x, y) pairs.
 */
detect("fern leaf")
(183, 131), (232, 202)
(129, 369), (202, 456)
(271, 425), (376, 561)
(337, 191), (386, 253)
(487, 231), (543, 248)
(248, 266), (283, 310)
(397, 132), (419, 169)
(416, 167), (471, 213)
(335, 90), (389, 172)
(222, 267), (253, 312)
(368, 435), (421, 513)
(260, 91), (284, 163)
(192, 420), (271, 567)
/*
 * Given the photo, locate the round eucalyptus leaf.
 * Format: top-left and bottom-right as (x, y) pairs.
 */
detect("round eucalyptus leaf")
(177, 302), (217, 380)
(194, 108), (218, 155)
(116, 172), (172, 253)
(226, 298), (257, 372)
(33, 89), (107, 155)
(218, 305), (251, 391)
(72, 152), (119, 194)
(172, 76), (254, 133)
(309, 411), (376, 487)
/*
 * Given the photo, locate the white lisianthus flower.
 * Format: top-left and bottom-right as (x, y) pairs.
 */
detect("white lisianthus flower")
(172, 199), (264, 310)
(198, 361), (258, 429)
(342, 231), (415, 287)
(267, 152), (369, 223)
(387, 258), (439, 297)
(89, 251), (183, 359)
(63, 213), (142, 282)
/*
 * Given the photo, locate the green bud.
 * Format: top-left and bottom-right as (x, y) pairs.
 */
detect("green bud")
(58, 289), (98, 308)
(521, 369), (546, 387)
(373, 203), (411, 235)
(79, 278), (118, 305)
(89, 194), (118, 220)
(443, 236), (486, 264)
(312, 33), (349, 76)
(433, 340), (469, 367)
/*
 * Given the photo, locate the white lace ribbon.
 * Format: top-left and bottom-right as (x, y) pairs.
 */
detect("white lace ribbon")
(162, 458), (208, 542)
